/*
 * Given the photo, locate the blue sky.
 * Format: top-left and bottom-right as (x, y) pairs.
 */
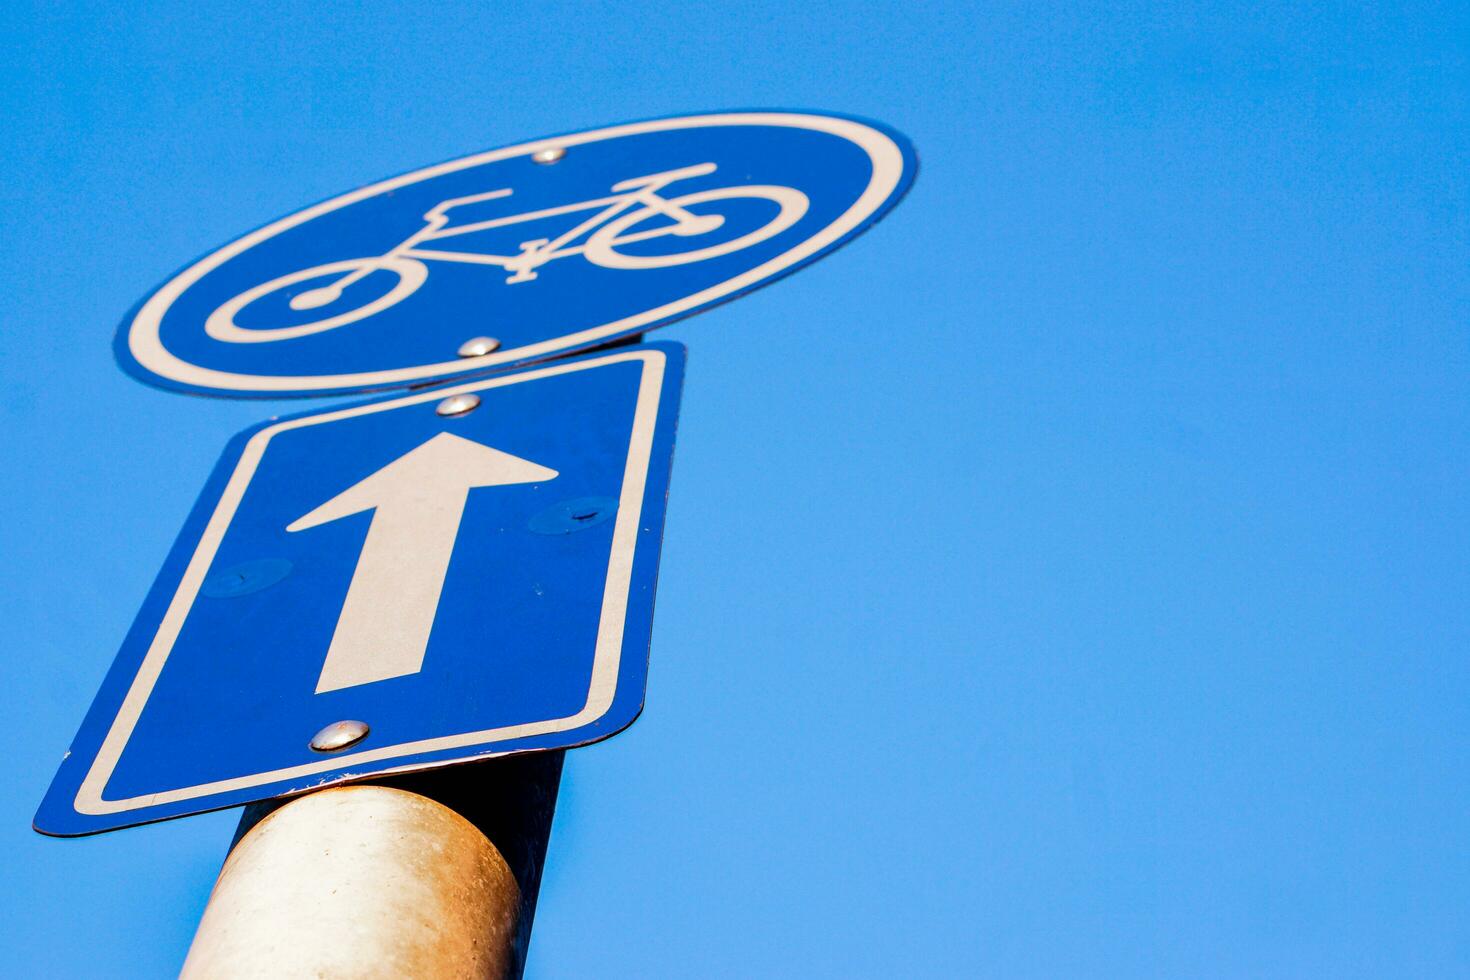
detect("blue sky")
(3, 1), (1466, 976)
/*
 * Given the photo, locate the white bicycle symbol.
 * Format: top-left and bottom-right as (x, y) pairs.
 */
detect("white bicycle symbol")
(206, 163), (809, 343)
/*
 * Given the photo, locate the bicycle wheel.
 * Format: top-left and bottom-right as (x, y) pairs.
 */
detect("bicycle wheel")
(204, 256), (428, 343)
(582, 185), (810, 270)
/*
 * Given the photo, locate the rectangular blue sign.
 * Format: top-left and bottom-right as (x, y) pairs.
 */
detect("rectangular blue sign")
(37, 342), (684, 835)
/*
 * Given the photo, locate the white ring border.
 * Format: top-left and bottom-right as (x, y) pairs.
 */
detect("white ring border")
(77, 348), (667, 815)
(128, 112), (905, 393)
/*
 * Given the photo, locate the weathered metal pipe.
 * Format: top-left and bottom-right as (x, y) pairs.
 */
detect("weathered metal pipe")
(181, 785), (520, 979)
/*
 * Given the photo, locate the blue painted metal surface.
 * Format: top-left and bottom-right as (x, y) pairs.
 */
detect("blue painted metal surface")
(116, 110), (915, 397)
(37, 342), (684, 835)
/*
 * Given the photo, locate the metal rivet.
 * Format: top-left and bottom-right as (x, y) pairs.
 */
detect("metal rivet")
(457, 336), (501, 358)
(310, 719), (370, 753)
(532, 147), (565, 165)
(436, 393), (481, 417)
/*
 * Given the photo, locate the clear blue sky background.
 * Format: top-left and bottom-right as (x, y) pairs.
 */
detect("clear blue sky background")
(3, 2), (1466, 976)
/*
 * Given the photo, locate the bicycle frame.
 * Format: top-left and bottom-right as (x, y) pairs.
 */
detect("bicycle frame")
(213, 161), (808, 342)
(336, 163), (720, 291)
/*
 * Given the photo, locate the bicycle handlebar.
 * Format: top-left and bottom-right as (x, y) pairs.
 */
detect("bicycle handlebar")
(610, 163), (717, 193)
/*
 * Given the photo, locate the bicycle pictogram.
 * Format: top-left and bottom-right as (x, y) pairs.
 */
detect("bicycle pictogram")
(206, 163), (810, 343)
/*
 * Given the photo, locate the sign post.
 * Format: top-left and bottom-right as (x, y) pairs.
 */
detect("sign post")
(37, 109), (915, 976)
(182, 751), (564, 979)
(182, 786), (523, 978)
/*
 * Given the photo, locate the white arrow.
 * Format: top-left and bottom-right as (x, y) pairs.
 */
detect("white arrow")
(287, 431), (558, 693)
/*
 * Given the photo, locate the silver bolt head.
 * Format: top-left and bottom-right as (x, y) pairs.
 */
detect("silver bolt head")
(457, 336), (501, 358)
(532, 146), (565, 164)
(310, 719), (370, 752)
(436, 393), (481, 417)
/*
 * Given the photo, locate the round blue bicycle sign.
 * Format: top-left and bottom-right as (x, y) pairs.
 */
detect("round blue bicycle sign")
(117, 110), (916, 397)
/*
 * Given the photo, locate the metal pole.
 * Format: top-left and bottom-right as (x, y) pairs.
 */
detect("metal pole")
(182, 753), (563, 979)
